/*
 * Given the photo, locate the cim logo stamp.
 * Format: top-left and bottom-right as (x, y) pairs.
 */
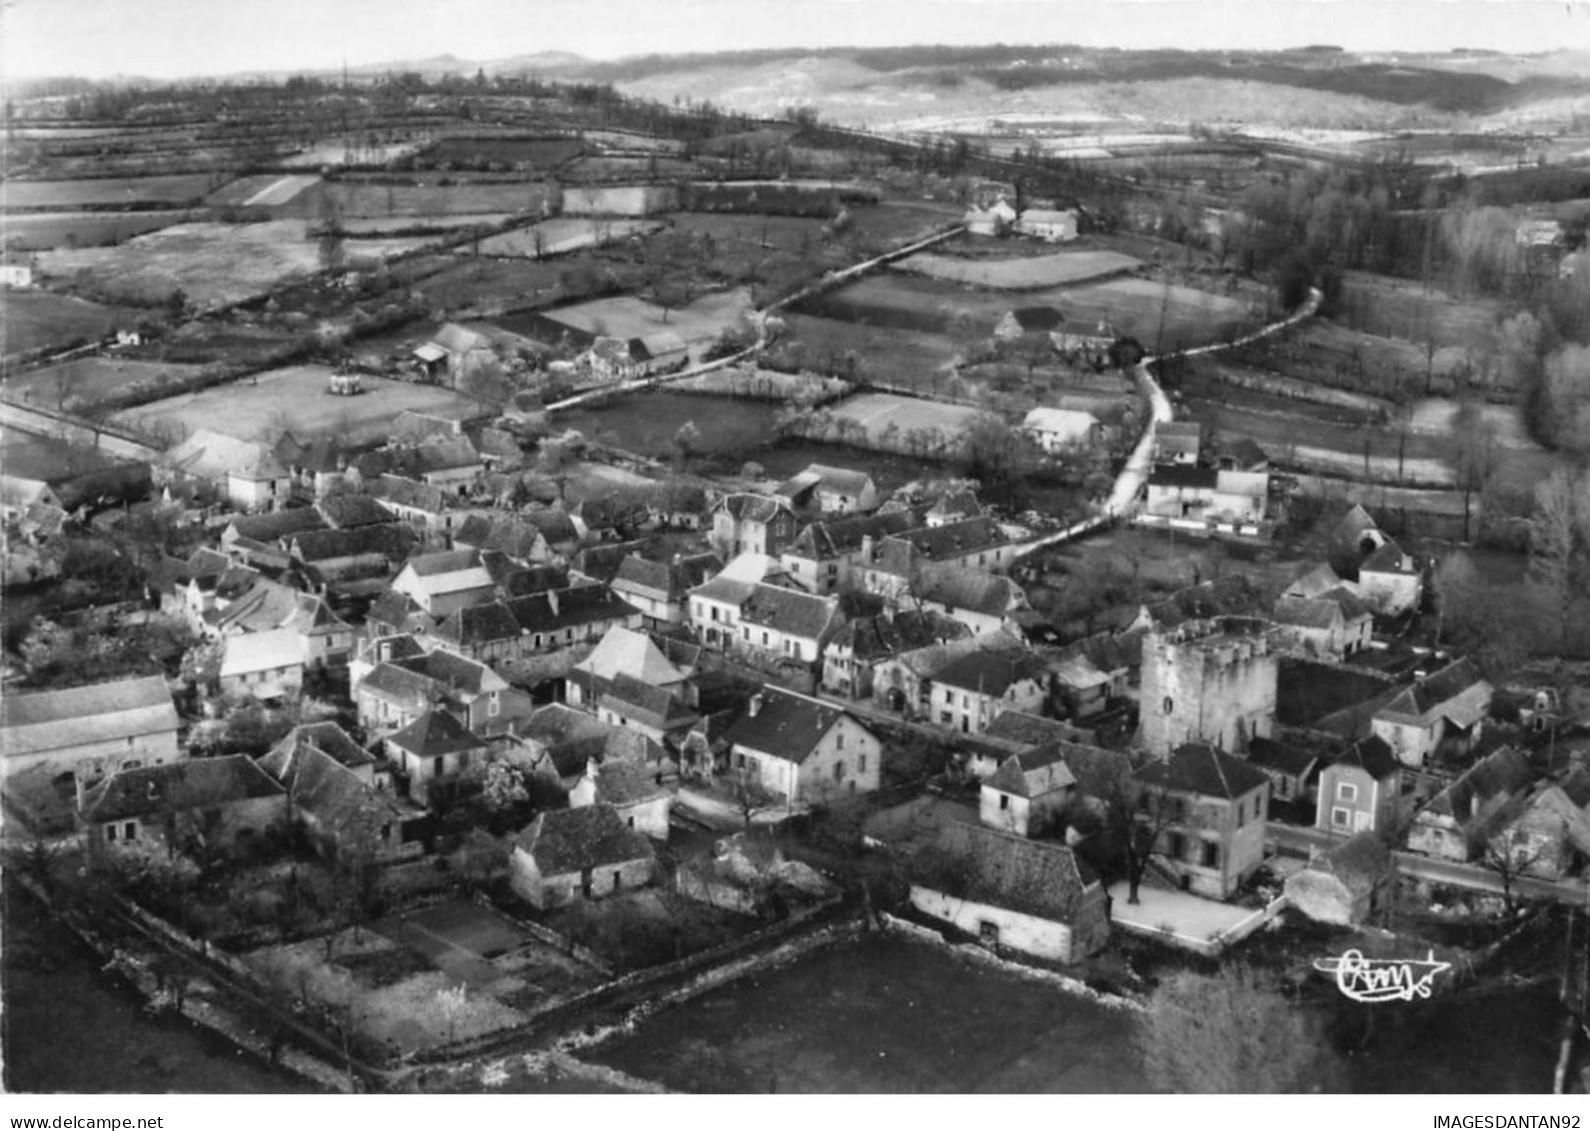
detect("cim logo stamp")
(1313, 949), (1453, 1003)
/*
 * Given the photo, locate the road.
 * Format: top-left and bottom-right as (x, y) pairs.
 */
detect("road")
(1267, 820), (1590, 906)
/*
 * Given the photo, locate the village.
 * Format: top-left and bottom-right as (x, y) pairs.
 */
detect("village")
(3, 47), (1590, 1096)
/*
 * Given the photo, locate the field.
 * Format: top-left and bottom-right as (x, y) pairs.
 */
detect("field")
(1, 211), (194, 250)
(110, 364), (490, 446)
(340, 213), (514, 235)
(895, 249), (1142, 289)
(427, 135), (584, 168)
(204, 174), (321, 209)
(827, 392), (986, 444)
(541, 287), (754, 348)
(0, 426), (124, 482)
(37, 221), (326, 308)
(323, 180), (555, 218)
(0, 291), (143, 357)
(556, 390), (778, 458)
(476, 218), (662, 258)
(1335, 271), (1504, 355)
(4, 357), (208, 414)
(2, 174), (222, 210)
(588, 932), (1144, 1093)
(780, 312), (961, 386)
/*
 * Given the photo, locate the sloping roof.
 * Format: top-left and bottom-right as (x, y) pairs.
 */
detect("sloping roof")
(279, 743), (408, 836)
(1155, 420), (1202, 452)
(1273, 595), (1343, 631)
(429, 322), (492, 355)
(1141, 575), (1263, 630)
(584, 760), (671, 807)
(1377, 658), (1492, 728)
(1149, 464), (1219, 490)
(1284, 563), (1344, 600)
(386, 709), (486, 758)
(785, 510), (915, 561)
(517, 803), (655, 876)
(881, 516), (1008, 565)
(291, 522), (416, 563)
(507, 586), (639, 635)
(412, 435), (481, 475)
(1246, 736), (1322, 778)
(1425, 745), (1535, 821)
(522, 506), (580, 545)
(1334, 503), (1381, 546)
(81, 754), (284, 822)
(367, 475), (451, 515)
(575, 626), (685, 687)
(738, 584), (840, 640)
(398, 549), (494, 591)
(219, 627), (302, 678)
(715, 493), (794, 525)
(226, 507), (327, 543)
(453, 514), (548, 562)
(1327, 735), (1401, 782)
(926, 489), (983, 522)
(723, 687), (861, 765)
(611, 553), (720, 602)
(1136, 743), (1271, 799)
(165, 429), (287, 483)
(931, 648), (1044, 697)
(431, 601), (524, 648)
(1361, 539), (1418, 575)
(982, 712), (1085, 748)
(775, 464), (874, 504)
(598, 673), (699, 731)
(401, 648), (505, 697)
(918, 822), (1096, 922)
(2, 675), (178, 757)
(260, 721), (376, 778)
(829, 609), (970, 661)
(1022, 407), (1099, 439)
(986, 745), (1077, 798)
(389, 410), (462, 446)
(316, 494), (393, 529)
(917, 566), (1020, 619)
(571, 540), (647, 585)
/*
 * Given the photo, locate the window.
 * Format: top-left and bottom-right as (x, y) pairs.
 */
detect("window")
(1331, 806), (1351, 829)
(978, 921), (1000, 945)
(999, 794), (1010, 811)
(106, 824), (117, 843)
(1201, 841), (1220, 869)
(858, 754), (866, 773)
(434, 756), (446, 778)
(833, 761), (845, 782)
(1337, 782), (1358, 803)
(761, 631), (769, 647)
(1162, 696), (1174, 715)
(379, 823), (392, 842)
(836, 732), (845, 751)
(459, 751), (471, 770)
(489, 694), (501, 717)
(1237, 803), (1245, 828)
(124, 821), (137, 841)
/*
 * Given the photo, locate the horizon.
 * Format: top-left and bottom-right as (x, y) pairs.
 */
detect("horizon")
(4, 0), (1589, 83)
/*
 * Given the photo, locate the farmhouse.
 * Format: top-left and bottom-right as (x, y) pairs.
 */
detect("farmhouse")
(964, 197), (1018, 236)
(1016, 208), (1080, 243)
(261, 737), (425, 864)
(1022, 407), (1101, 454)
(722, 687), (882, 807)
(909, 822), (1109, 963)
(980, 746), (1076, 837)
(1406, 745), (1534, 862)
(928, 648), (1049, 735)
(78, 755), (286, 860)
(774, 464), (878, 515)
(390, 549), (497, 618)
(1153, 421), (1202, 465)
(510, 803), (658, 910)
(569, 759), (673, 840)
(1143, 466), (1268, 525)
(218, 626), (304, 701)
(1370, 657), (1493, 769)
(711, 493), (800, 558)
(1357, 540), (1423, 616)
(1135, 742), (1271, 901)
(1316, 735), (1402, 834)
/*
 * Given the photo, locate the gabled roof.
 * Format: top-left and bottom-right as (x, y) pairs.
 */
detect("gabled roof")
(1149, 464), (1219, 490)
(723, 687), (867, 765)
(453, 514), (549, 562)
(1273, 595), (1343, 631)
(1423, 745), (1535, 822)
(517, 803), (655, 876)
(411, 435), (481, 475)
(386, 709), (486, 758)
(581, 759), (671, 808)
(1, 675), (177, 757)
(611, 553), (720, 602)
(1141, 575), (1263, 630)
(165, 429), (287, 483)
(714, 493), (795, 525)
(398, 647), (506, 697)
(981, 712), (1086, 749)
(275, 743), (409, 837)
(367, 475), (451, 515)
(785, 510), (915, 562)
(431, 601), (524, 648)
(291, 522), (416, 563)
(1361, 539), (1418, 575)
(775, 464), (874, 504)
(575, 626), (686, 687)
(1376, 658), (1492, 728)
(917, 822), (1096, 922)
(930, 648), (1044, 697)
(398, 549), (494, 590)
(1246, 736), (1322, 778)
(738, 584), (841, 641)
(219, 627), (302, 678)
(1284, 563), (1344, 601)
(1333, 503), (1380, 546)
(523, 505), (580, 545)
(260, 721), (376, 778)
(1136, 743), (1271, 800)
(1022, 407), (1099, 438)
(878, 516), (1008, 567)
(828, 609), (970, 661)
(225, 507), (327, 544)
(316, 494), (392, 529)
(926, 489), (983, 522)
(986, 745), (1076, 798)
(499, 563), (569, 597)
(507, 585), (639, 634)
(1326, 735), (1401, 782)
(389, 410), (462, 446)
(80, 754), (284, 823)
(571, 540), (647, 585)
(598, 673), (699, 731)
(917, 566), (1021, 619)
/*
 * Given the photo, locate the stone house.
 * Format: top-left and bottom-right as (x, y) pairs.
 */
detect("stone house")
(610, 552), (721, 627)
(928, 648), (1049, 735)
(510, 803), (657, 909)
(569, 759), (673, 841)
(980, 746), (1077, 837)
(1316, 735), (1403, 836)
(78, 755), (286, 860)
(773, 464), (879, 516)
(710, 494), (800, 558)
(258, 727), (428, 863)
(1406, 745), (1535, 863)
(1015, 207), (1080, 242)
(1285, 831), (1395, 926)
(734, 583), (844, 666)
(218, 626), (305, 701)
(1357, 540), (1422, 616)
(1245, 737), (1321, 805)
(383, 709), (489, 808)
(1484, 773), (1590, 881)
(1135, 743), (1271, 900)
(908, 822), (1109, 964)
(821, 609), (969, 701)
(1022, 407), (1101, 455)
(390, 549), (497, 618)
(1370, 658), (1493, 769)
(722, 687), (882, 807)
(1271, 589), (1374, 661)
(780, 511), (914, 596)
(1153, 421), (1202, 466)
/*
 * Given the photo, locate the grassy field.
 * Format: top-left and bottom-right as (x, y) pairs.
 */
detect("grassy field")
(3, 174), (221, 210)
(780, 312), (962, 385)
(111, 364), (490, 446)
(541, 287), (753, 347)
(1, 211), (195, 250)
(848, 200), (963, 250)
(4, 357), (207, 413)
(556, 389), (778, 458)
(0, 291), (143, 357)
(340, 213), (514, 235)
(37, 221), (325, 308)
(828, 392), (986, 444)
(204, 174), (322, 209)
(398, 254), (578, 313)
(0, 426), (125, 482)
(428, 135), (584, 168)
(895, 249), (1141, 288)
(1335, 271), (1504, 355)
(323, 180), (555, 218)
(1062, 277), (1253, 348)
(476, 218), (661, 258)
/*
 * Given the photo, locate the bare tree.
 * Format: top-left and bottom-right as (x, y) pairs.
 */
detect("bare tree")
(1527, 467), (1588, 654)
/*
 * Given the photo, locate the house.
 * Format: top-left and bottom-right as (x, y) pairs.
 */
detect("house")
(78, 756), (286, 860)
(1016, 207), (1079, 242)
(355, 647), (518, 735)
(821, 609), (969, 700)
(687, 554), (779, 649)
(909, 822), (1109, 963)
(773, 464), (878, 515)
(722, 687), (882, 807)
(1140, 616), (1276, 758)
(610, 552), (721, 627)
(0, 476), (62, 522)
(275, 435), (350, 500)
(1143, 466), (1268, 524)
(928, 648), (1049, 735)
(857, 518), (1016, 599)
(288, 523), (418, 582)
(1153, 421), (1201, 466)
(261, 721), (382, 786)
(1051, 651), (1122, 721)
(710, 494), (800, 558)
(1245, 736), (1322, 805)
(510, 804), (657, 909)
(383, 709), (489, 807)
(504, 585), (643, 653)
(1484, 774), (1590, 881)
(569, 759), (673, 840)
(366, 475), (483, 535)
(735, 584), (843, 665)
(923, 489), (983, 527)
(994, 306), (1064, 342)
(1134, 743), (1271, 900)
(261, 737), (425, 863)
(217, 626), (304, 700)
(390, 549), (497, 617)
(0, 260), (36, 288)
(403, 436), (485, 495)
(1315, 735), (1403, 834)
(1271, 589), (1373, 661)
(1358, 540), (1422, 616)
(220, 507), (327, 558)
(316, 493), (393, 530)
(513, 703), (662, 789)
(1022, 407), (1101, 455)
(414, 322), (504, 384)
(163, 430), (295, 512)
(2, 674), (184, 830)
(964, 714), (1104, 780)
(451, 514), (552, 566)
(595, 675), (701, 748)
(1334, 503), (1387, 557)
(1216, 437), (1270, 473)
(1283, 562), (1347, 601)
(780, 511), (915, 595)
(1370, 657), (1493, 769)
(1406, 745), (1535, 862)
(567, 626), (689, 707)
(207, 580), (355, 669)
(1284, 831), (1395, 926)
(1050, 318), (1117, 362)
(964, 197), (1018, 236)
(980, 746), (1077, 837)
(914, 566), (1026, 637)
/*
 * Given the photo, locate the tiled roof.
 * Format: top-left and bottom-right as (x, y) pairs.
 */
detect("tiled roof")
(280, 743), (409, 835)
(611, 552), (720, 601)
(517, 803), (655, 876)
(738, 584), (841, 640)
(723, 687), (862, 765)
(1425, 745), (1534, 821)
(291, 522), (416, 563)
(1141, 575), (1262, 629)
(1136, 743), (1271, 800)
(917, 822), (1096, 921)
(1284, 563), (1344, 600)
(1149, 464), (1219, 490)
(598, 673), (699, 731)
(315, 494), (393, 529)
(930, 649), (1044, 697)
(575, 626), (686, 687)
(431, 602), (524, 647)
(367, 475), (451, 515)
(454, 514), (549, 562)
(522, 506), (579, 545)
(571, 541), (647, 584)
(1246, 736), (1322, 778)
(828, 609), (970, 661)
(583, 760), (671, 807)
(1377, 658), (1492, 727)
(400, 648), (505, 697)
(1361, 539), (1418, 575)
(785, 510), (914, 561)
(917, 566), (1020, 619)
(226, 508), (327, 543)
(775, 464), (874, 504)
(1, 675), (177, 757)
(389, 409), (462, 446)
(220, 627), (302, 678)
(986, 745), (1076, 798)
(981, 711), (1085, 748)
(715, 493), (794, 525)
(80, 755), (283, 822)
(507, 585), (639, 634)
(1327, 735), (1400, 781)
(1274, 595), (1342, 630)
(878, 516), (1008, 566)
(260, 721), (376, 778)
(386, 709), (486, 758)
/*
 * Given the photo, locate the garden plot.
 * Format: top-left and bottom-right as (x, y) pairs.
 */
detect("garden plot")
(895, 249), (1141, 289)
(541, 288), (754, 349)
(0, 291), (144, 357)
(37, 221), (325, 308)
(476, 218), (662, 258)
(111, 364), (489, 446)
(3, 174), (219, 210)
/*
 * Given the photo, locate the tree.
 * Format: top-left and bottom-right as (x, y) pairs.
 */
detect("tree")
(1478, 829), (1544, 918)
(1527, 467), (1590, 654)
(478, 760), (529, 812)
(1448, 400), (1500, 543)
(672, 420), (701, 467)
(1138, 965), (1345, 1093)
(179, 638), (224, 693)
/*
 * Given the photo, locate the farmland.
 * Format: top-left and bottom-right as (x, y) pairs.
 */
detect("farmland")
(37, 221), (327, 308)
(397, 255), (585, 315)
(425, 135), (584, 169)
(340, 213), (514, 236)
(0, 291), (143, 358)
(110, 365), (489, 446)
(476, 218), (662, 258)
(0, 211), (195, 250)
(827, 392), (986, 446)
(4, 357), (208, 414)
(2, 174), (223, 210)
(540, 287), (754, 348)
(322, 179), (556, 218)
(780, 312), (962, 387)
(894, 249), (1141, 289)
(556, 390), (779, 459)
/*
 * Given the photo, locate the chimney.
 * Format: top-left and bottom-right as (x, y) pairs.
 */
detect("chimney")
(547, 589), (560, 617)
(748, 692), (764, 718)
(861, 535), (875, 562)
